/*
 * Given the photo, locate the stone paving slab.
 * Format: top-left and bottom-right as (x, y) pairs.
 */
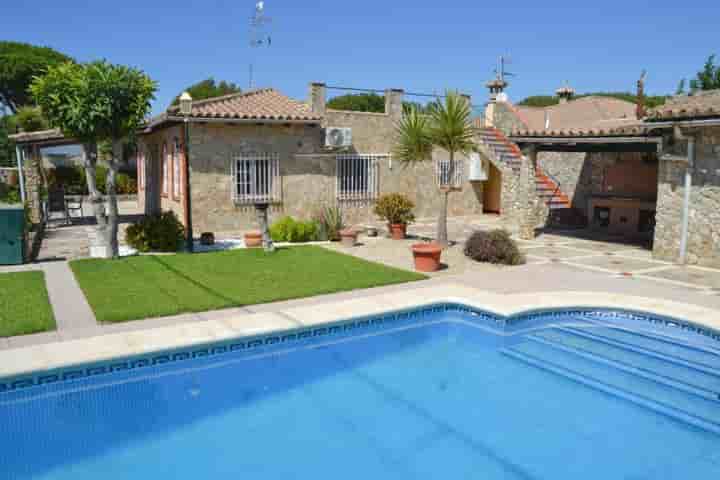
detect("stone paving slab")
(641, 266), (720, 290)
(522, 246), (599, 260)
(562, 255), (665, 274)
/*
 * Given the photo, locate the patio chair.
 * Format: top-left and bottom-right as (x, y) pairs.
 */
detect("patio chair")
(46, 187), (83, 226)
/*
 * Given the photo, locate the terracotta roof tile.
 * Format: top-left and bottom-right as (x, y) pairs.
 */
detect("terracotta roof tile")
(168, 88), (321, 122)
(646, 90), (720, 121)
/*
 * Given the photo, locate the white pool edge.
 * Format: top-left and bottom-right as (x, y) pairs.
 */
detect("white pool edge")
(2, 283), (720, 379)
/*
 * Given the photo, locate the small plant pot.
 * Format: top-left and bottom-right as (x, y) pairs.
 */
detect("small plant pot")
(244, 231), (263, 248)
(200, 232), (215, 246)
(412, 242), (442, 272)
(389, 223), (407, 240)
(339, 228), (358, 247)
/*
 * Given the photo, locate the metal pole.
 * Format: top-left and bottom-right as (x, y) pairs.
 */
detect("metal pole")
(184, 118), (194, 253)
(15, 145), (26, 203)
(679, 135), (695, 264)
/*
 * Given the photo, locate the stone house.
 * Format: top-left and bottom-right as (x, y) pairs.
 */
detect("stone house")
(476, 79), (720, 266)
(136, 83), (484, 234)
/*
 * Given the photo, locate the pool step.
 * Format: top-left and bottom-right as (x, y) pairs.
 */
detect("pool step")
(502, 341), (720, 434)
(561, 324), (720, 370)
(529, 329), (720, 400)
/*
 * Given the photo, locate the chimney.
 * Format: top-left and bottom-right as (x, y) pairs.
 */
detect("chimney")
(309, 82), (326, 115)
(556, 83), (575, 104)
(385, 88), (404, 121)
(636, 71), (647, 119)
(486, 77), (508, 103)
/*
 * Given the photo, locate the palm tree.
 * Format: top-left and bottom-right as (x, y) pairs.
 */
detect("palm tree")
(393, 90), (476, 246)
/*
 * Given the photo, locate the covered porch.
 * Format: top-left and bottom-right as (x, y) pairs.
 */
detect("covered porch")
(510, 131), (664, 251)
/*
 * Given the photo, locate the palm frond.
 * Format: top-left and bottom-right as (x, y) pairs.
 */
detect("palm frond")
(393, 106), (433, 165)
(427, 90), (475, 156)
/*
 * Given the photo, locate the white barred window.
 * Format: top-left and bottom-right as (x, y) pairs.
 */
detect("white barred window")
(172, 138), (181, 199)
(336, 154), (382, 201)
(436, 157), (464, 189)
(231, 153), (281, 203)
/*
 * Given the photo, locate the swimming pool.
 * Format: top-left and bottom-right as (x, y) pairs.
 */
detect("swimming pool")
(1, 304), (719, 479)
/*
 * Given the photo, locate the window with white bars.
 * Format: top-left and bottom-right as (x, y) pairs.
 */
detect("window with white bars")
(336, 154), (382, 201)
(436, 157), (464, 189)
(172, 138), (181, 200)
(137, 149), (145, 191)
(231, 153), (281, 203)
(161, 143), (169, 196)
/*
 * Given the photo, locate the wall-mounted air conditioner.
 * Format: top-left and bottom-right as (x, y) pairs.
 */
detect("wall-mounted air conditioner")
(325, 127), (352, 148)
(468, 152), (487, 181)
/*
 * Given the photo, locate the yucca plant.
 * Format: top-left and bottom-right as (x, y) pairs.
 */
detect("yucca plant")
(393, 90), (476, 247)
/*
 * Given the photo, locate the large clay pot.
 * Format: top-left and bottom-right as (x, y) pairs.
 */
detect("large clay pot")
(411, 243), (442, 272)
(339, 228), (358, 247)
(389, 223), (407, 240)
(244, 231), (262, 248)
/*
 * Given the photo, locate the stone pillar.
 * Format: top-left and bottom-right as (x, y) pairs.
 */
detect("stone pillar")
(23, 145), (44, 225)
(518, 145), (538, 240)
(385, 89), (404, 121)
(309, 82), (326, 116)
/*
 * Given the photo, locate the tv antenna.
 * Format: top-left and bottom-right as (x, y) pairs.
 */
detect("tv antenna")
(493, 55), (516, 83)
(249, 1), (272, 89)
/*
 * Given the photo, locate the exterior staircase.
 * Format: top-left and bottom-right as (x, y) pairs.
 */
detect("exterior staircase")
(477, 126), (588, 228)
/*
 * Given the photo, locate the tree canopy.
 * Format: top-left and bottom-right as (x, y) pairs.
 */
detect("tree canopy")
(517, 92), (668, 109)
(0, 115), (17, 167)
(0, 41), (73, 112)
(171, 78), (241, 105)
(688, 54), (720, 92)
(327, 92), (433, 114)
(31, 60), (156, 143)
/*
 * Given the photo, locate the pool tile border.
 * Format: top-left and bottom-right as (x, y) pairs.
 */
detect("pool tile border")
(1, 285), (720, 393)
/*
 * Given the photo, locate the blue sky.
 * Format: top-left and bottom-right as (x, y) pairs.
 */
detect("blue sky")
(4, 1), (718, 114)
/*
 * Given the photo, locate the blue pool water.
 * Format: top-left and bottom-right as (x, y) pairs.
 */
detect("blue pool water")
(1, 306), (720, 479)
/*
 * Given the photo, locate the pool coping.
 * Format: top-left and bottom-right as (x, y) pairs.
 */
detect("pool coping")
(2, 283), (720, 380)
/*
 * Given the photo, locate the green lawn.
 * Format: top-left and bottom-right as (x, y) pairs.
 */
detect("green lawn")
(0, 271), (56, 337)
(70, 246), (426, 323)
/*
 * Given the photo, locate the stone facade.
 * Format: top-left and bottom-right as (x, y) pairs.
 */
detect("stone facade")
(654, 126), (720, 266)
(137, 124), (185, 222)
(139, 86), (484, 234)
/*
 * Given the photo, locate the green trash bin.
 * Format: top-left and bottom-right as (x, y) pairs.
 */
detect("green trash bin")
(0, 205), (26, 265)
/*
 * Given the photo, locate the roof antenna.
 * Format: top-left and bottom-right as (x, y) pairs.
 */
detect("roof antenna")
(249, 1), (272, 89)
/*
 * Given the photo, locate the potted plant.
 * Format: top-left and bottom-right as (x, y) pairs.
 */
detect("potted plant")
(373, 193), (415, 240)
(411, 242), (443, 272)
(339, 228), (358, 247)
(244, 231), (262, 248)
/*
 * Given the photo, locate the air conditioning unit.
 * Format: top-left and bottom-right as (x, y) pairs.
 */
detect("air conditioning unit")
(468, 152), (487, 181)
(325, 127), (352, 147)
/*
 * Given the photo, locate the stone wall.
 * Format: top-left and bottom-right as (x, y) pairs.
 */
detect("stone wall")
(185, 121), (483, 233)
(654, 126), (720, 266)
(137, 125), (184, 221)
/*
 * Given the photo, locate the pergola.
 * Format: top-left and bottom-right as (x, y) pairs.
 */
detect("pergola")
(9, 128), (79, 221)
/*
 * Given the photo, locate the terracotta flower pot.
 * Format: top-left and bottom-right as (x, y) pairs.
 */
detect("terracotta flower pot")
(389, 223), (407, 240)
(339, 228), (358, 247)
(411, 242), (442, 272)
(244, 231), (262, 248)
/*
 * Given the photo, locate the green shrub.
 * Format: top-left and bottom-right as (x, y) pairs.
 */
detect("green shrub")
(315, 205), (344, 241)
(116, 173), (137, 194)
(125, 211), (185, 252)
(47, 165), (86, 194)
(269, 216), (319, 243)
(463, 229), (525, 265)
(373, 193), (415, 225)
(0, 183), (21, 203)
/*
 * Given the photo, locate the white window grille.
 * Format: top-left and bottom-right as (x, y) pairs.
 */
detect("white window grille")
(436, 157), (464, 189)
(137, 149), (145, 190)
(231, 153), (281, 203)
(172, 139), (181, 199)
(336, 154), (382, 201)
(162, 143), (169, 196)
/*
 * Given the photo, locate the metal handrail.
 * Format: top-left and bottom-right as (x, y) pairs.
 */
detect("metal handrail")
(538, 168), (564, 203)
